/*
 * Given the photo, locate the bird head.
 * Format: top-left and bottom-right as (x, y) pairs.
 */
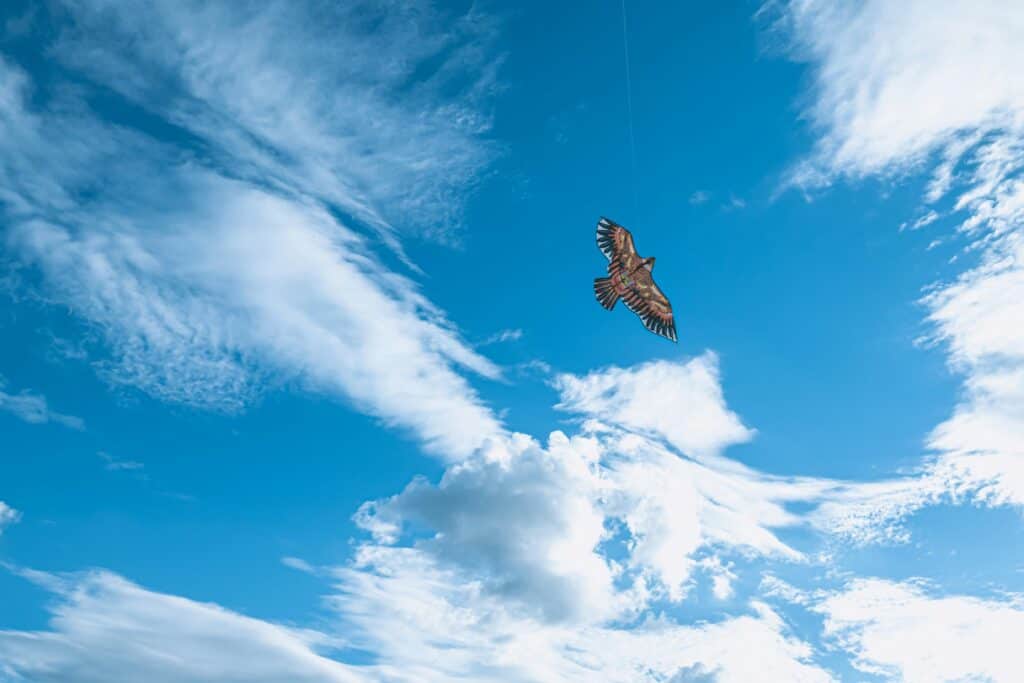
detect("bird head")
(643, 256), (656, 271)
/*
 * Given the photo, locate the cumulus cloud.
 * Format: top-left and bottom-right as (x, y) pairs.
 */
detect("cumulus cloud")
(553, 353), (755, 459)
(326, 547), (833, 682)
(357, 356), (803, 620)
(0, 0), (505, 458)
(356, 432), (624, 624)
(0, 377), (84, 430)
(356, 354), (921, 621)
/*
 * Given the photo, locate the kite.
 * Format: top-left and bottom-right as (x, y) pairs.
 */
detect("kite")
(593, 216), (677, 342)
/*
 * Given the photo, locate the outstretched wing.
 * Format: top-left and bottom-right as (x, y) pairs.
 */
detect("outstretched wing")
(621, 270), (678, 343)
(596, 217), (641, 272)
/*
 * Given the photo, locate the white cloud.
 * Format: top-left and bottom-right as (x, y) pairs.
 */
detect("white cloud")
(357, 354), (916, 619)
(0, 353), (937, 681)
(50, 0), (500, 247)
(698, 556), (737, 600)
(0, 377), (84, 430)
(326, 546), (834, 682)
(725, 196), (747, 211)
(98, 451), (145, 472)
(0, 569), (368, 683)
(356, 432), (625, 624)
(778, 0), (1024, 515)
(0, 501), (20, 534)
(689, 190), (711, 205)
(0, 24), (503, 458)
(479, 328), (524, 346)
(553, 353), (755, 459)
(281, 557), (316, 574)
(901, 209), (940, 231)
(815, 578), (1024, 683)
(779, 0), (1024, 183)
(0, 560), (833, 683)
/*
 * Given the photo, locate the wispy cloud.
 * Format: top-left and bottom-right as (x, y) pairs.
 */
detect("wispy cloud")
(0, 0), (506, 458)
(50, 0), (501, 248)
(0, 564), (832, 683)
(0, 377), (84, 430)
(0, 502), (19, 534)
(776, 0), (1024, 519)
(478, 328), (523, 346)
(281, 557), (316, 575)
(0, 569), (368, 683)
(776, 0), (1024, 186)
(97, 451), (145, 473)
(724, 195), (747, 211)
(900, 210), (940, 231)
(768, 575), (1024, 683)
(689, 190), (711, 205)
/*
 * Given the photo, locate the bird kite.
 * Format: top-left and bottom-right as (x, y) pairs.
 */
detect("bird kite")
(593, 217), (677, 342)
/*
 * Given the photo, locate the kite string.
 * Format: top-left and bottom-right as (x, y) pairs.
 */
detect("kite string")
(620, 0), (638, 211)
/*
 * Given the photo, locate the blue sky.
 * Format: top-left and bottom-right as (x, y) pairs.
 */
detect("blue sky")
(2, 1), (1024, 681)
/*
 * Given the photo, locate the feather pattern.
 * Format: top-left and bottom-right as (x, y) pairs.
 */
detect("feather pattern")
(594, 217), (677, 342)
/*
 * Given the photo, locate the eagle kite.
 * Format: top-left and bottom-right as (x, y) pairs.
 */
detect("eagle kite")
(593, 217), (678, 342)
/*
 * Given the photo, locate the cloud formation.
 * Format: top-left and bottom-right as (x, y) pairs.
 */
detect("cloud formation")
(0, 569), (367, 683)
(778, 0), (1024, 518)
(356, 354), (923, 630)
(50, 0), (501, 246)
(815, 578), (1024, 683)
(327, 547), (833, 682)
(779, 0), (1024, 184)
(0, 377), (84, 430)
(0, 564), (832, 683)
(0, 501), (19, 534)
(766, 575), (1024, 683)
(553, 353), (754, 459)
(0, 0), (505, 457)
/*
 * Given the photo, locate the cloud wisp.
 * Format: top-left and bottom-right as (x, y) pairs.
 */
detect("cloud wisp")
(0, 569), (368, 683)
(0, 501), (19, 534)
(0, 377), (84, 430)
(776, 0), (1024, 518)
(0, 563), (833, 683)
(0, 0), (506, 458)
(765, 574), (1024, 683)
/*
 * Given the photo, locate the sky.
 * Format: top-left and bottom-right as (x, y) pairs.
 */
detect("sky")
(1, 1), (1024, 681)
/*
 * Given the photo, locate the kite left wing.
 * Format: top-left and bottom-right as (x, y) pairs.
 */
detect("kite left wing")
(593, 216), (678, 343)
(620, 273), (677, 342)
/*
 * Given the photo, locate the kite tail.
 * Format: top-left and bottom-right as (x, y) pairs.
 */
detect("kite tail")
(594, 277), (619, 310)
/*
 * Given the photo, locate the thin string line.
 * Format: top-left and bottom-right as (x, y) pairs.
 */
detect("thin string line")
(620, 0), (638, 212)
